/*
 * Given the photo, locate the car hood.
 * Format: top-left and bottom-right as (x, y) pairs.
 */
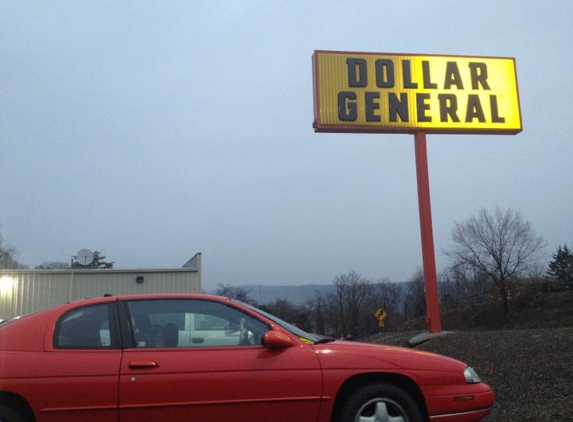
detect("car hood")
(312, 340), (467, 383)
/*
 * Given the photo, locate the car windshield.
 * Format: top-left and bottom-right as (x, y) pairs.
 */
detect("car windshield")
(237, 301), (331, 344)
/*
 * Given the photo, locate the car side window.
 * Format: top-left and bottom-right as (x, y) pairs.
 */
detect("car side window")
(54, 303), (118, 349)
(126, 299), (269, 348)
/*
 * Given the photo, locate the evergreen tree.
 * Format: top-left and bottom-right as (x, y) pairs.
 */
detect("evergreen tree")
(546, 245), (573, 287)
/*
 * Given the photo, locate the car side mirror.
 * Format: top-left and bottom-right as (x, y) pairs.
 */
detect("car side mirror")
(262, 331), (297, 349)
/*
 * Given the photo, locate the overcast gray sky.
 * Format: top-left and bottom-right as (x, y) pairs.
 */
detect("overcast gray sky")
(1, 1), (571, 292)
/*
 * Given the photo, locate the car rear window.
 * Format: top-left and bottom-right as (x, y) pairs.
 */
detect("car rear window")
(54, 303), (118, 349)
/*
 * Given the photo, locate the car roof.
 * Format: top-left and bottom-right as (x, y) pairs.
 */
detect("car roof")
(63, 292), (233, 306)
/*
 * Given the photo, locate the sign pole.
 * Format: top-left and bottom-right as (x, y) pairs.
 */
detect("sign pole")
(414, 132), (442, 333)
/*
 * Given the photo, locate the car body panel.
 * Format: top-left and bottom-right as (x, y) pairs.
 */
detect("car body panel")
(119, 345), (322, 422)
(421, 383), (494, 416)
(0, 350), (121, 422)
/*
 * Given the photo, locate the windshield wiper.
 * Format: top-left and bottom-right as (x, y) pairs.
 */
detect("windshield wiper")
(313, 336), (336, 345)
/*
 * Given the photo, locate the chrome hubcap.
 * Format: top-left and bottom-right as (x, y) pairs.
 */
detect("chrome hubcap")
(356, 398), (407, 422)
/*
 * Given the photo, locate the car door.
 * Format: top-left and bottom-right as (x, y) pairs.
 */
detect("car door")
(118, 298), (322, 422)
(29, 302), (122, 422)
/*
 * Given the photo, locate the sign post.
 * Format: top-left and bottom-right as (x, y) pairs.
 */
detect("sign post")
(312, 50), (521, 333)
(414, 131), (441, 332)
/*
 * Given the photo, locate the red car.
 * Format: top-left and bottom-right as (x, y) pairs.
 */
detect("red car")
(0, 294), (493, 422)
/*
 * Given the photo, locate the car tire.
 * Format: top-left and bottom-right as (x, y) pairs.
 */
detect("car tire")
(0, 405), (26, 422)
(337, 383), (423, 422)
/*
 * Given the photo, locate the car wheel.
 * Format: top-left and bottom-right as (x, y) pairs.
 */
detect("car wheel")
(338, 383), (423, 422)
(0, 405), (26, 422)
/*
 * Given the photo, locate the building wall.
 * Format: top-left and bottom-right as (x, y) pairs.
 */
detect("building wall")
(0, 253), (201, 321)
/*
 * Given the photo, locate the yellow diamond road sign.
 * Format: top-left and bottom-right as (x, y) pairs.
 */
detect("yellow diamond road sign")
(374, 308), (388, 321)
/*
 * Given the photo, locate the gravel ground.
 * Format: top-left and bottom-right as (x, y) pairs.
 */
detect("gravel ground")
(373, 327), (573, 421)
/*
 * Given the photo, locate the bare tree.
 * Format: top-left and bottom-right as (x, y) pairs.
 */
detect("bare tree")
(215, 284), (255, 304)
(0, 232), (27, 269)
(446, 208), (546, 314)
(306, 290), (328, 335)
(403, 269), (426, 319)
(36, 261), (71, 269)
(260, 299), (313, 333)
(371, 278), (405, 329)
(309, 274), (416, 336)
(326, 271), (373, 338)
(440, 262), (490, 308)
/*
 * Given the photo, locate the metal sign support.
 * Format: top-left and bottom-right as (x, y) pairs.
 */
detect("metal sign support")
(414, 132), (442, 333)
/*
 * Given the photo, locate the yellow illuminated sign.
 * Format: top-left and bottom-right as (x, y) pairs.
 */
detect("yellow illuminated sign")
(313, 51), (522, 134)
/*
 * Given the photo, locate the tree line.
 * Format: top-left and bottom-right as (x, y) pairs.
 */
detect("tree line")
(218, 208), (571, 338)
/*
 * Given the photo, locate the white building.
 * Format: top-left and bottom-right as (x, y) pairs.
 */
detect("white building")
(0, 253), (202, 321)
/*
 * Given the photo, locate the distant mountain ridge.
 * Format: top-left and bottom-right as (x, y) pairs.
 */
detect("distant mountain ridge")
(214, 284), (335, 305)
(209, 282), (410, 306)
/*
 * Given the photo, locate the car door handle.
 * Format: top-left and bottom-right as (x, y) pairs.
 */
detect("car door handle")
(128, 361), (159, 369)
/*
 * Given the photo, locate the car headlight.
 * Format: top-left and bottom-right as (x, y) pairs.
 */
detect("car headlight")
(464, 366), (482, 384)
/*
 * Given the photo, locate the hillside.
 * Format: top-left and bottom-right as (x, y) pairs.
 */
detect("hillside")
(397, 289), (573, 331)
